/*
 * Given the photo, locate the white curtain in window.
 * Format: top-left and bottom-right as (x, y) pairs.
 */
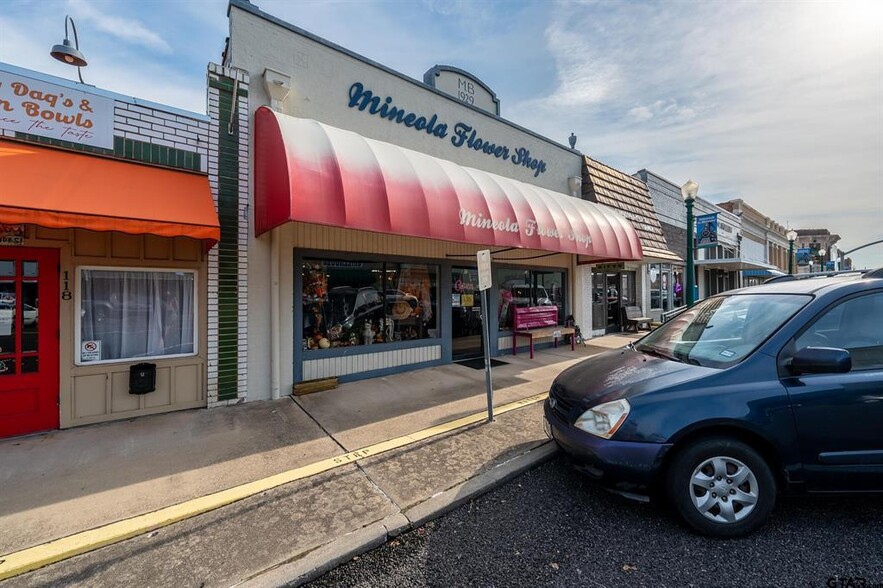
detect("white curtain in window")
(81, 270), (195, 361)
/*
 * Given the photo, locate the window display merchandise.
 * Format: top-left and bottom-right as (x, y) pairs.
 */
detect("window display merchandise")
(302, 259), (438, 350)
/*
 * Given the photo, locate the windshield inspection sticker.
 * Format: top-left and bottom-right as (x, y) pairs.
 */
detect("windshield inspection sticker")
(719, 349), (736, 357)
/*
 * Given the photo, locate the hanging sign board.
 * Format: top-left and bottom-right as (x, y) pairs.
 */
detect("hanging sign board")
(695, 213), (719, 249)
(0, 224), (24, 246)
(477, 249), (492, 291)
(0, 67), (114, 149)
(796, 248), (811, 266)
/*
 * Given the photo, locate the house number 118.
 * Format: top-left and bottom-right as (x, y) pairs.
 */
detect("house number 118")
(61, 270), (72, 300)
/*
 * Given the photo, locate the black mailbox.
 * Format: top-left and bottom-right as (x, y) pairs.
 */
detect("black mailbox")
(129, 363), (156, 395)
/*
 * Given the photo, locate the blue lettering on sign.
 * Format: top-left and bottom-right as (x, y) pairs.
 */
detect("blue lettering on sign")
(347, 82), (546, 176)
(349, 82), (447, 138)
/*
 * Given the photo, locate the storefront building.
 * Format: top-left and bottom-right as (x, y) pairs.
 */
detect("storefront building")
(222, 0), (643, 397)
(692, 197), (744, 297)
(633, 169), (692, 315)
(792, 229), (842, 274)
(717, 199), (789, 285)
(581, 159), (682, 332)
(0, 64), (220, 438)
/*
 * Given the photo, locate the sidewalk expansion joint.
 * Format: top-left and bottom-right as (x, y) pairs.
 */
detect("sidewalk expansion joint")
(0, 391), (550, 582)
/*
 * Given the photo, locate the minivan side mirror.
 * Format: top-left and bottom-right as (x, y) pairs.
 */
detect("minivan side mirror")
(789, 346), (852, 375)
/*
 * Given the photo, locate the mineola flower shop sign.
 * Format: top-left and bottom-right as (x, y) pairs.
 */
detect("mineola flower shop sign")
(0, 67), (114, 149)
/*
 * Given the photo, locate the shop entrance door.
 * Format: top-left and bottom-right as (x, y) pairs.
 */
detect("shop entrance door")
(0, 248), (59, 439)
(450, 267), (483, 360)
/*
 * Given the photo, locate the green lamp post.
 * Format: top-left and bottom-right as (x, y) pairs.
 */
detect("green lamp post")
(787, 230), (797, 274)
(681, 180), (699, 306)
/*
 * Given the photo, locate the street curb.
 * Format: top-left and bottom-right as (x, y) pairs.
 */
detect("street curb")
(403, 441), (559, 529)
(241, 440), (559, 587)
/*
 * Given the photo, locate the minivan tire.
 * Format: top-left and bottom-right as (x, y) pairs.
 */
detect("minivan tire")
(667, 437), (776, 538)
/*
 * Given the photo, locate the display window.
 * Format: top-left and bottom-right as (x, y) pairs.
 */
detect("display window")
(302, 258), (439, 350)
(651, 264), (684, 311)
(77, 267), (197, 364)
(496, 268), (565, 330)
(672, 267), (685, 308)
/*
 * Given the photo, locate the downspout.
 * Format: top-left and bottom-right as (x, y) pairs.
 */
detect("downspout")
(263, 68), (291, 401)
(271, 227), (281, 400)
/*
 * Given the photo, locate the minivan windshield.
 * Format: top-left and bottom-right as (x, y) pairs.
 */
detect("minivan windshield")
(635, 294), (810, 368)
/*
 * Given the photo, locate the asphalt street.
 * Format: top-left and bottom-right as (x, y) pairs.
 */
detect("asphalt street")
(308, 456), (883, 588)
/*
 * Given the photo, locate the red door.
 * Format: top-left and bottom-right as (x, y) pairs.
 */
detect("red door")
(0, 247), (59, 438)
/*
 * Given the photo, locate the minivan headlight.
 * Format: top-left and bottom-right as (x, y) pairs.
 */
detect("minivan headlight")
(574, 399), (630, 439)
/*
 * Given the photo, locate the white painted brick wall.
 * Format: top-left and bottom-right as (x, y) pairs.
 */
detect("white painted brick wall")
(112, 100), (209, 159)
(205, 65), (250, 407)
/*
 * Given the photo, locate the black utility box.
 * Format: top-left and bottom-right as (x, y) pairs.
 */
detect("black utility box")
(129, 363), (157, 395)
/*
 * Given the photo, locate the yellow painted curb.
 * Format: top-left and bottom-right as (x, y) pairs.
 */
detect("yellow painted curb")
(0, 391), (548, 581)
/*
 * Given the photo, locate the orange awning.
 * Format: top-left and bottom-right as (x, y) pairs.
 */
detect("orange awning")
(0, 140), (219, 243)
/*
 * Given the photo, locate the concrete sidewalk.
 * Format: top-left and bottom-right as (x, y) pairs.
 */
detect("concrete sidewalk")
(0, 333), (639, 586)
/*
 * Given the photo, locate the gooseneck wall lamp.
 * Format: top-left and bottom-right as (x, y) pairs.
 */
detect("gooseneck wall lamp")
(786, 230), (798, 275)
(50, 15), (87, 84)
(681, 179), (699, 306)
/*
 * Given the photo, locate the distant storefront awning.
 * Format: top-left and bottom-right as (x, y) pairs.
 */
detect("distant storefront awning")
(695, 259), (782, 272)
(0, 140), (220, 244)
(742, 268), (786, 277)
(641, 247), (684, 263)
(253, 107), (643, 260)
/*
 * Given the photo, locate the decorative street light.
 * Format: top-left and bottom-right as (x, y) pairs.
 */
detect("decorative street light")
(818, 248), (826, 272)
(50, 15), (87, 84)
(786, 230), (798, 274)
(681, 180), (699, 305)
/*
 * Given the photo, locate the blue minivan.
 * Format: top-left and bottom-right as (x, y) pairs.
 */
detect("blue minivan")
(545, 269), (883, 537)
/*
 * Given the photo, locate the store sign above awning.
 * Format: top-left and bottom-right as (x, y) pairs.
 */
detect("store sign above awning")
(0, 67), (114, 149)
(254, 107), (643, 260)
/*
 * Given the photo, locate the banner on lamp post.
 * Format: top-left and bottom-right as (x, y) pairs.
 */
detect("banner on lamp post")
(695, 213), (718, 249)
(796, 248), (811, 266)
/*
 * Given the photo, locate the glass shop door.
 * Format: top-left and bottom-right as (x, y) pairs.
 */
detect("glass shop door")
(450, 266), (483, 360)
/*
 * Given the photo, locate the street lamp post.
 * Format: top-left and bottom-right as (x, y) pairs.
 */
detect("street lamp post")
(786, 230), (797, 274)
(818, 248), (826, 272)
(681, 180), (699, 306)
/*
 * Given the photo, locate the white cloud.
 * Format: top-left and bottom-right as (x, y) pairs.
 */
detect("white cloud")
(67, 0), (172, 54)
(2, 0), (881, 267)
(508, 0), (883, 267)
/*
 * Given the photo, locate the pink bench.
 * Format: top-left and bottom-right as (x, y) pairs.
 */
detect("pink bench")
(511, 306), (575, 359)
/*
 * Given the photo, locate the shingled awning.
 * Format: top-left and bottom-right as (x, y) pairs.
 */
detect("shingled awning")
(580, 157), (682, 263)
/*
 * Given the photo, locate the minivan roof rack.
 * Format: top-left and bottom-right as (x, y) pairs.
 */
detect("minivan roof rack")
(764, 269), (872, 283)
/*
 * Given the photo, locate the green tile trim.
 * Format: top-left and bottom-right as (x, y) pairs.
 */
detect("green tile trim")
(14, 132), (202, 172)
(209, 78), (249, 97)
(214, 73), (242, 402)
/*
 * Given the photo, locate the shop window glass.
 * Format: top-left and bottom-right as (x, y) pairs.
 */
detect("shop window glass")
(660, 264), (671, 312)
(672, 267), (685, 308)
(650, 264), (662, 310)
(302, 259), (438, 351)
(79, 269), (196, 363)
(497, 268), (565, 330)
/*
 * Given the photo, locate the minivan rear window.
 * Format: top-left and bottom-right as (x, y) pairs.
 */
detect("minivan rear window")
(636, 294), (810, 368)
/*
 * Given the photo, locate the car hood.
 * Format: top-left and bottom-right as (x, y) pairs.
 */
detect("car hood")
(551, 346), (716, 408)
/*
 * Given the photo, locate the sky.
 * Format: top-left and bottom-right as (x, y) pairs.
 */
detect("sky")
(2, 0), (881, 268)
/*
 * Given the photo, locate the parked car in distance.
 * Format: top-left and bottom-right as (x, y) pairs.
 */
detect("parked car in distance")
(545, 269), (883, 537)
(0, 300), (38, 326)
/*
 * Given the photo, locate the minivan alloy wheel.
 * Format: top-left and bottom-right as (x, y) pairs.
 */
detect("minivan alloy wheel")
(689, 456), (758, 523)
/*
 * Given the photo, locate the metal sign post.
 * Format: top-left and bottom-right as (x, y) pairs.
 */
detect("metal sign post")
(477, 250), (494, 422)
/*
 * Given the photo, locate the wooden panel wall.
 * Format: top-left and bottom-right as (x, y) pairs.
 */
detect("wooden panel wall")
(303, 345), (442, 380)
(291, 222), (572, 268)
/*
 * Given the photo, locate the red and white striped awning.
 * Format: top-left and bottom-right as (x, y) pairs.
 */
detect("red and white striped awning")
(254, 107), (643, 260)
